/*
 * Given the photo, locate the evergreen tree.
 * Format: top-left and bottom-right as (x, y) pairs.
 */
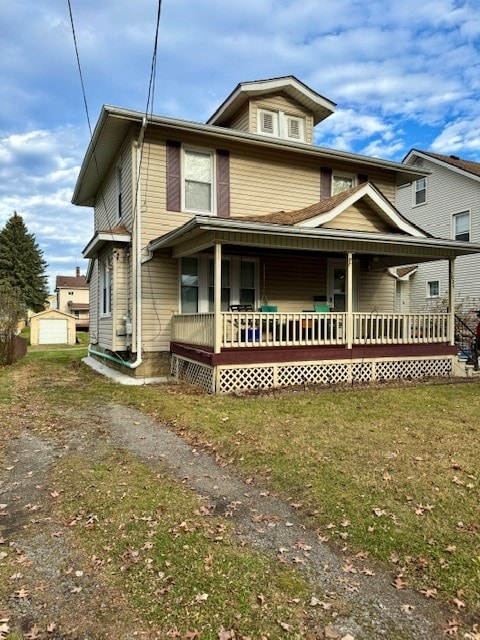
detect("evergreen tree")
(0, 212), (48, 312)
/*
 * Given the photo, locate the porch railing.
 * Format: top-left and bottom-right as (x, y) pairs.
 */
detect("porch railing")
(171, 311), (451, 349)
(352, 313), (450, 345)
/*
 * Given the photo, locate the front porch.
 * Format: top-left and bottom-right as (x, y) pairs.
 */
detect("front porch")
(170, 311), (459, 393)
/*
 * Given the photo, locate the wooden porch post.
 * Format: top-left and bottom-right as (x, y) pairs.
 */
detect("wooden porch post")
(346, 252), (353, 349)
(448, 257), (455, 346)
(214, 243), (222, 354)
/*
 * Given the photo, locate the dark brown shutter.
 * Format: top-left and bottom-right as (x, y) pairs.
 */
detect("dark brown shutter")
(216, 149), (230, 218)
(166, 140), (181, 211)
(320, 167), (332, 199)
(358, 173), (368, 184)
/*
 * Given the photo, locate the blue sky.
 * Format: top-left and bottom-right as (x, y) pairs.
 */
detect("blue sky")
(1, 0), (479, 292)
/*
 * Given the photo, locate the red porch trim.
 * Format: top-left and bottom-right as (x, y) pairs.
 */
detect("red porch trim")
(171, 342), (457, 367)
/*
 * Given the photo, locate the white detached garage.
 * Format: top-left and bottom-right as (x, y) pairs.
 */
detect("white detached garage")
(30, 309), (77, 346)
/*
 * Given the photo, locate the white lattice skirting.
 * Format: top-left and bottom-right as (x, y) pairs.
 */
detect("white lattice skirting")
(171, 355), (454, 394)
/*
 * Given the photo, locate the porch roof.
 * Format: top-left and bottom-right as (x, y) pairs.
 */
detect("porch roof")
(148, 215), (480, 268)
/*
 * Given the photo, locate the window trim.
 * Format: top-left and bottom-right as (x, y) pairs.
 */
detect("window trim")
(258, 108), (279, 137)
(181, 146), (216, 215)
(100, 257), (112, 317)
(452, 209), (470, 242)
(426, 280), (440, 299)
(116, 161), (123, 219)
(413, 177), (427, 206)
(332, 171), (356, 196)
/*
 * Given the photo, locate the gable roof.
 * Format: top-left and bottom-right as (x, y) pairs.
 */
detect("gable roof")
(234, 183), (430, 238)
(404, 149), (480, 181)
(55, 274), (88, 289)
(206, 76), (336, 127)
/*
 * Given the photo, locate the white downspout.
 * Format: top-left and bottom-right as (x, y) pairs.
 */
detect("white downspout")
(128, 116), (148, 369)
(448, 257), (455, 346)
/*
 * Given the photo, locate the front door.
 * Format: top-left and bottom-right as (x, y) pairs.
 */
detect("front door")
(327, 258), (358, 312)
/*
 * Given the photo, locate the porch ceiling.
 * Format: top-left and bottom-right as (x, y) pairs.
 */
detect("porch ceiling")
(148, 215), (480, 267)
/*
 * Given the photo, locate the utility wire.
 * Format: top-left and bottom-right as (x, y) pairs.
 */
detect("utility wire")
(67, 0), (93, 137)
(144, 0), (163, 118)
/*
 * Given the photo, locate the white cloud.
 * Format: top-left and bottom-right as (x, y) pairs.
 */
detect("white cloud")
(431, 118), (480, 155)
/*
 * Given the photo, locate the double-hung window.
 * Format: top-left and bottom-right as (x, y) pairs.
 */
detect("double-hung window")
(100, 258), (112, 316)
(332, 172), (355, 195)
(414, 178), (426, 205)
(183, 148), (214, 214)
(453, 210), (470, 241)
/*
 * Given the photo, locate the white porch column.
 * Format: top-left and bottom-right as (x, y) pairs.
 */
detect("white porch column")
(448, 257), (455, 345)
(346, 252), (354, 349)
(214, 243), (222, 354)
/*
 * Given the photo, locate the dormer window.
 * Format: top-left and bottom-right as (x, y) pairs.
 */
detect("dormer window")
(259, 109), (279, 136)
(286, 115), (304, 141)
(257, 109), (305, 142)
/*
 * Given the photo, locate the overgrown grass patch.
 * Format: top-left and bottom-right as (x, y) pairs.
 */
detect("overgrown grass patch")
(51, 450), (319, 638)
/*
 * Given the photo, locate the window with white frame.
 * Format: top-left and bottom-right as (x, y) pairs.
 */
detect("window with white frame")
(116, 163), (123, 218)
(427, 280), (439, 298)
(180, 256), (257, 313)
(100, 258), (112, 316)
(257, 109), (305, 142)
(414, 178), (426, 205)
(453, 210), (470, 241)
(285, 115), (304, 141)
(332, 172), (355, 195)
(183, 148), (214, 214)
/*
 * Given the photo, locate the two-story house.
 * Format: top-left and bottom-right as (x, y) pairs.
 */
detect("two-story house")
(72, 77), (480, 393)
(396, 150), (480, 324)
(55, 267), (90, 331)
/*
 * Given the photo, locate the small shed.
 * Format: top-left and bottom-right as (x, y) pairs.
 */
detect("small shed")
(30, 309), (77, 346)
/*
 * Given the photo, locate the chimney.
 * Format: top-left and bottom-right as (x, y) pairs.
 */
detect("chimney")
(76, 266), (80, 278)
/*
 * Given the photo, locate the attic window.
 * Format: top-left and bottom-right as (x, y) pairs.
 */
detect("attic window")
(259, 109), (278, 136)
(286, 115), (304, 141)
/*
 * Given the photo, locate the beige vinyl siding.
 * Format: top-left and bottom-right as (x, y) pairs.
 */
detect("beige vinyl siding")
(141, 256), (179, 351)
(358, 270), (395, 312)
(230, 151), (320, 216)
(251, 94), (314, 144)
(260, 254), (327, 312)
(112, 247), (129, 351)
(227, 104), (250, 132)
(88, 260), (99, 344)
(94, 138), (134, 232)
(323, 202), (395, 233)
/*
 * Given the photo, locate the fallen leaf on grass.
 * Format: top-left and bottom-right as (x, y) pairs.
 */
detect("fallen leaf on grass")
(401, 604), (415, 614)
(392, 575), (408, 590)
(70, 586), (82, 594)
(279, 621), (292, 632)
(14, 588), (29, 598)
(420, 587), (437, 598)
(323, 626), (340, 639)
(218, 628), (235, 640)
(25, 624), (41, 639)
(46, 622), (57, 633)
(452, 597), (465, 609)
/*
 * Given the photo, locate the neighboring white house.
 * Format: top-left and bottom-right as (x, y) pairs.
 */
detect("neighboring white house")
(397, 150), (480, 324)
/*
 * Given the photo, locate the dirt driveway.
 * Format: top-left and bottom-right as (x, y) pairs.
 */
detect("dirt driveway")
(0, 385), (461, 640)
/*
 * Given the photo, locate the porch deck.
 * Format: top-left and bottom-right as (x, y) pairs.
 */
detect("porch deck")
(170, 312), (458, 393)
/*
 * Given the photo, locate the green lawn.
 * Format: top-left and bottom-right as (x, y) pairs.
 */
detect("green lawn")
(1, 350), (479, 636)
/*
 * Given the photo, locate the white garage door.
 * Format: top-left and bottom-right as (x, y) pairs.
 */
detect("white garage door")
(38, 319), (68, 344)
